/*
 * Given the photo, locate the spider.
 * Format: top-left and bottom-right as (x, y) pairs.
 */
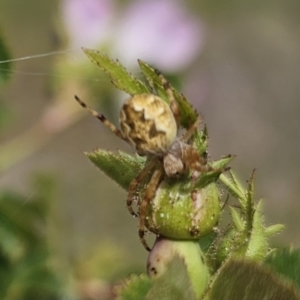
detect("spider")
(75, 71), (212, 251)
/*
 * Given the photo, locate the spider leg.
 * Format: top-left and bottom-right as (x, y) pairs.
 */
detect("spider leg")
(180, 117), (202, 142)
(155, 69), (181, 129)
(127, 157), (158, 217)
(138, 164), (164, 251)
(182, 144), (230, 176)
(181, 144), (210, 172)
(74, 95), (126, 141)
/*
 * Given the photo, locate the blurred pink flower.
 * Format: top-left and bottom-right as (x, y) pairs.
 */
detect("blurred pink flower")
(61, 0), (114, 49)
(61, 0), (204, 72)
(113, 0), (204, 72)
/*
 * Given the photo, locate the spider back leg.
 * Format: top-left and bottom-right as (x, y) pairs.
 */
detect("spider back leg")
(127, 157), (158, 217)
(155, 69), (181, 129)
(74, 95), (126, 141)
(138, 164), (164, 251)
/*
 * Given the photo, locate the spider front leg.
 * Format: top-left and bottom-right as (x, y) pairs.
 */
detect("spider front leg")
(179, 118), (214, 173)
(74, 95), (126, 141)
(155, 69), (181, 129)
(138, 164), (164, 251)
(181, 144), (211, 173)
(127, 157), (158, 217)
(180, 117), (202, 142)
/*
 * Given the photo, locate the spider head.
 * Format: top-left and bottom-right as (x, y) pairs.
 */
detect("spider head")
(163, 140), (186, 177)
(163, 152), (185, 177)
(163, 140), (208, 177)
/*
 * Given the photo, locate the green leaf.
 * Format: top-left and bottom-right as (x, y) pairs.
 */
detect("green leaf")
(0, 192), (44, 247)
(219, 171), (247, 208)
(0, 219), (25, 261)
(0, 175), (57, 255)
(265, 248), (300, 292)
(212, 226), (239, 267)
(214, 198), (281, 266)
(138, 60), (198, 129)
(82, 48), (149, 95)
(0, 177), (61, 299)
(244, 170), (255, 228)
(205, 259), (300, 300)
(138, 59), (169, 102)
(211, 155), (233, 170)
(2, 248), (61, 300)
(86, 150), (145, 190)
(193, 126), (208, 155)
(0, 31), (11, 83)
(245, 200), (269, 260)
(229, 207), (244, 231)
(192, 155), (233, 190)
(265, 224), (285, 237)
(116, 274), (153, 300)
(192, 171), (222, 190)
(199, 231), (218, 253)
(146, 256), (197, 300)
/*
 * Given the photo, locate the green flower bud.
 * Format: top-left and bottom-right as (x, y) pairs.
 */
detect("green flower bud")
(146, 179), (221, 240)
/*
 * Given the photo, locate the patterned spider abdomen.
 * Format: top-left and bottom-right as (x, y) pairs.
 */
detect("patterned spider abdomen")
(119, 94), (177, 156)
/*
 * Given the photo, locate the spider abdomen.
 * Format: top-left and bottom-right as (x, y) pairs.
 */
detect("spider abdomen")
(119, 94), (177, 156)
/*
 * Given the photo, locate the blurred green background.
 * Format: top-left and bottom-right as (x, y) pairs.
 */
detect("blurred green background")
(0, 0), (300, 299)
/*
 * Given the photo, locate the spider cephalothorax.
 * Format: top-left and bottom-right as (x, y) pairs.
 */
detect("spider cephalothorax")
(75, 71), (210, 250)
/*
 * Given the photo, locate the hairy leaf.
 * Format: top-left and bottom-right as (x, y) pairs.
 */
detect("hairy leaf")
(219, 171), (246, 206)
(206, 259), (300, 300)
(116, 274), (153, 300)
(192, 155), (233, 190)
(229, 207), (244, 231)
(265, 248), (300, 292)
(82, 48), (148, 95)
(245, 200), (268, 260)
(265, 224), (285, 237)
(86, 150), (145, 190)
